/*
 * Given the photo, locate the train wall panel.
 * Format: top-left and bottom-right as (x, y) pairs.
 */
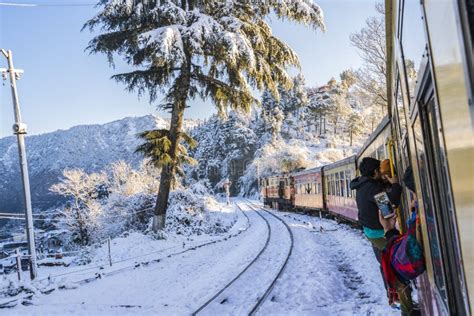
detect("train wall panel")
(294, 194), (324, 210)
(326, 196), (358, 222)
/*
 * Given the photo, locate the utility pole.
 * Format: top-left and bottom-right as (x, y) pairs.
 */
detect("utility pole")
(1, 49), (37, 279)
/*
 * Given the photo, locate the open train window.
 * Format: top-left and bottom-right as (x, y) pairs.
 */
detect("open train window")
(339, 172), (345, 197)
(345, 170), (352, 198)
(331, 174), (335, 196)
(376, 145), (385, 160)
(326, 175), (331, 195)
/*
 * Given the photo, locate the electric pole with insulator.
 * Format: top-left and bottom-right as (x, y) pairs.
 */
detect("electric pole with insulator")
(1, 49), (37, 279)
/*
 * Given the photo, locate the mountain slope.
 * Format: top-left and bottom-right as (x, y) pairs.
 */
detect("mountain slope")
(0, 115), (197, 213)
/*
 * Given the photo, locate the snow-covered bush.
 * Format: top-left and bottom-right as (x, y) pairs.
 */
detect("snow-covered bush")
(50, 169), (108, 246)
(109, 160), (160, 196)
(165, 182), (236, 236)
(50, 162), (160, 247)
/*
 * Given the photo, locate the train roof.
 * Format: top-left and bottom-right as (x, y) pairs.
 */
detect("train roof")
(291, 166), (322, 177)
(356, 116), (390, 158)
(260, 171), (292, 179)
(322, 155), (356, 171)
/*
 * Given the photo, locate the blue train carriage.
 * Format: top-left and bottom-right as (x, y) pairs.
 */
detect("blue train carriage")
(292, 167), (324, 213)
(386, 0), (474, 314)
(322, 156), (358, 223)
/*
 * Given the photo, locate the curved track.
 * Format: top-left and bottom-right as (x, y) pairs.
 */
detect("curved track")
(193, 201), (294, 315)
(246, 201), (294, 315)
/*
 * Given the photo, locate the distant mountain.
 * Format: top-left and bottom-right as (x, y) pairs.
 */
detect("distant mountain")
(0, 115), (200, 214)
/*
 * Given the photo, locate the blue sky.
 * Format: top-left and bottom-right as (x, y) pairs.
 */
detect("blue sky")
(0, 0), (377, 137)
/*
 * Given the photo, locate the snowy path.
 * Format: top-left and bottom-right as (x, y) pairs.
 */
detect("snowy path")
(4, 201), (399, 315)
(255, 207), (398, 315)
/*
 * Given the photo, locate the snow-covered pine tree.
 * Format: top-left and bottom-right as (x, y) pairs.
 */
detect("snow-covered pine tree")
(188, 111), (258, 194)
(84, 0), (325, 232)
(281, 73), (309, 114)
(346, 111), (364, 146)
(328, 90), (352, 135)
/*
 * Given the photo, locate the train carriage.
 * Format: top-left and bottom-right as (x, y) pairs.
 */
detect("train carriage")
(322, 156), (358, 222)
(292, 167), (324, 211)
(357, 116), (392, 162)
(386, 0), (474, 314)
(261, 173), (293, 211)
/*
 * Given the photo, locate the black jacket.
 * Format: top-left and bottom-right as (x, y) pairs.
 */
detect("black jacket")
(349, 176), (402, 230)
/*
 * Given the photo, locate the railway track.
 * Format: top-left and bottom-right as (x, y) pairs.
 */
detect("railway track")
(192, 201), (294, 315)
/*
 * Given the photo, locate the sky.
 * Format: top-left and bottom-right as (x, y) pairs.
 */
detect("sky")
(0, 0), (378, 137)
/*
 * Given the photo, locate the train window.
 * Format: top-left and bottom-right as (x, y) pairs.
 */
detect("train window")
(413, 115), (449, 304)
(333, 174), (336, 196)
(328, 176), (331, 196)
(400, 0), (426, 102)
(345, 170), (352, 198)
(339, 171), (345, 197)
(376, 145), (385, 160)
(335, 173), (340, 196)
(396, 78), (408, 138)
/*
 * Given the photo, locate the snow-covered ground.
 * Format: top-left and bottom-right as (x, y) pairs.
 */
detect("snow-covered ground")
(1, 200), (399, 315)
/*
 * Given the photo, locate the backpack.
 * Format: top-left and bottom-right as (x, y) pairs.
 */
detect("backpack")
(382, 211), (426, 288)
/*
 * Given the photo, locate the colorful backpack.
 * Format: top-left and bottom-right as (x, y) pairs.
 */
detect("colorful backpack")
(382, 211), (426, 289)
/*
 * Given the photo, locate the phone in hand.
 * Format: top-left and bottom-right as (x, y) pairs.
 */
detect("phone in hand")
(374, 192), (395, 218)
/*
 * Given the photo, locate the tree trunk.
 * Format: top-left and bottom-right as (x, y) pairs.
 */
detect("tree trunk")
(319, 114), (322, 136)
(152, 71), (190, 232)
(323, 116), (326, 134)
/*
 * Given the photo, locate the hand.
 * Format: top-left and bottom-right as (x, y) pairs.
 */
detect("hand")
(384, 174), (398, 184)
(378, 210), (397, 232)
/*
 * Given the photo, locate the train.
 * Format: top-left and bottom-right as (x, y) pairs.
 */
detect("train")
(261, 1), (474, 315)
(260, 116), (391, 224)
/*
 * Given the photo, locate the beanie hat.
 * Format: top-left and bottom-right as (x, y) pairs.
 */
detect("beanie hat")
(380, 159), (391, 176)
(359, 157), (381, 177)
(403, 166), (416, 192)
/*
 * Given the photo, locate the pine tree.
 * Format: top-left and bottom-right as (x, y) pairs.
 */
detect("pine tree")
(346, 111), (364, 146)
(84, 0), (325, 231)
(328, 90), (351, 135)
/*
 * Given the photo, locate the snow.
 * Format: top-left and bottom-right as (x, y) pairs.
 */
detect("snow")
(1, 200), (401, 315)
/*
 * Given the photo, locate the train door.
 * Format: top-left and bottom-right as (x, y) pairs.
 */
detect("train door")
(278, 179), (284, 199)
(413, 71), (469, 315)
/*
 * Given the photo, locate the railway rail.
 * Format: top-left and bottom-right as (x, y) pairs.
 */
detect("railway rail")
(193, 201), (294, 315)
